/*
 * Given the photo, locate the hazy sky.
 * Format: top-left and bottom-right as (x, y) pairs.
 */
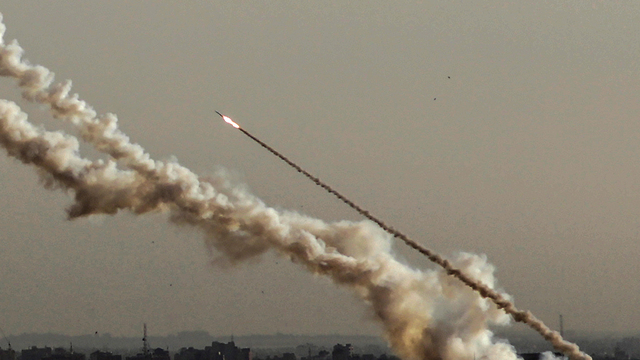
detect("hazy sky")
(0, 1), (639, 341)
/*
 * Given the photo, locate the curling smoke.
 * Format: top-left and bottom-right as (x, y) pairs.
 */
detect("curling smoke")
(0, 14), (588, 360)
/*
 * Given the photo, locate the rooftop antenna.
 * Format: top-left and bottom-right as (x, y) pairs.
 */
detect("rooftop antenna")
(143, 323), (150, 357)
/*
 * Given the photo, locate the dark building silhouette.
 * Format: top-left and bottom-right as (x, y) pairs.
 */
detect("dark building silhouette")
(591, 347), (640, 360)
(90, 351), (121, 360)
(616, 337), (640, 359)
(152, 349), (171, 360)
(175, 341), (251, 360)
(42, 348), (85, 360)
(204, 341), (250, 360)
(0, 348), (16, 360)
(331, 344), (353, 360)
(126, 348), (169, 360)
(174, 348), (207, 360)
(615, 347), (631, 360)
(21, 347), (53, 360)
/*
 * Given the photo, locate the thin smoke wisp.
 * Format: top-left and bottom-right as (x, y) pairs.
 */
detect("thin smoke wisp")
(0, 14), (589, 360)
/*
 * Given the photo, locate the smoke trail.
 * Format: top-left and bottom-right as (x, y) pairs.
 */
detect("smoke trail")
(0, 14), (587, 360)
(233, 128), (588, 360)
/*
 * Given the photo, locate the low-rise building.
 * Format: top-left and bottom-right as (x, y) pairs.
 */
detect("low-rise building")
(0, 347), (15, 360)
(90, 350), (122, 360)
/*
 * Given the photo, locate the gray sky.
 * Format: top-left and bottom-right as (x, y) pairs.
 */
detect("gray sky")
(0, 1), (639, 340)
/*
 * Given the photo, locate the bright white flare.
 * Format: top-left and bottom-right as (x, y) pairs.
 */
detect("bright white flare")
(223, 115), (240, 129)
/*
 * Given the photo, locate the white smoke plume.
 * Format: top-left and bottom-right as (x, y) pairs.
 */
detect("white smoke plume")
(0, 14), (588, 360)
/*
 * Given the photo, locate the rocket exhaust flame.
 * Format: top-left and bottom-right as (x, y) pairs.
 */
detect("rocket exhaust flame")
(224, 116), (240, 129)
(0, 14), (589, 360)
(217, 111), (240, 129)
